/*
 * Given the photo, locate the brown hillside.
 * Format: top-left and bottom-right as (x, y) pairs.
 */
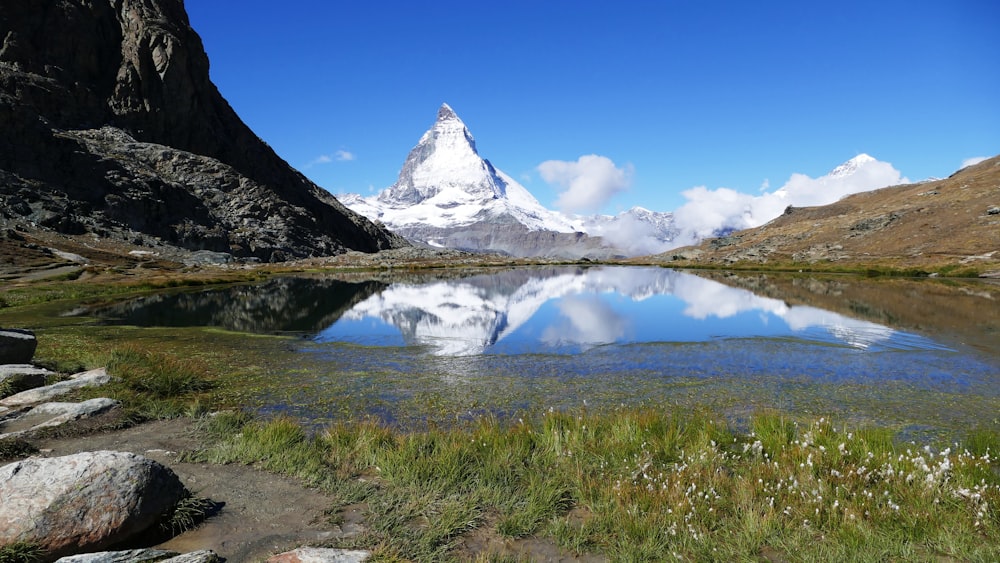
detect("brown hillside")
(656, 155), (1000, 274)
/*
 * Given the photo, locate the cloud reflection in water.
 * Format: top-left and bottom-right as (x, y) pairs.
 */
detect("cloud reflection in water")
(316, 267), (926, 356)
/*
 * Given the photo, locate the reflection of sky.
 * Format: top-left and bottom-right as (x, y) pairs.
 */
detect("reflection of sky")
(314, 267), (941, 356)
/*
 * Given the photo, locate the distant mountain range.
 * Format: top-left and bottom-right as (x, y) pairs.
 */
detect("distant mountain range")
(340, 104), (915, 259)
(340, 104), (677, 258)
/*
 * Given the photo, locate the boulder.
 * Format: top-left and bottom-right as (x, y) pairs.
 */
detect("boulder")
(56, 549), (220, 563)
(0, 451), (189, 559)
(0, 329), (37, 364)
(266, 548), (371, 563)
(0, 367), (109, 407)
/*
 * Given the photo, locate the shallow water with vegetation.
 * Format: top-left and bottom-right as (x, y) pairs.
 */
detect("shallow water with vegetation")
(41, 265), (999, 440)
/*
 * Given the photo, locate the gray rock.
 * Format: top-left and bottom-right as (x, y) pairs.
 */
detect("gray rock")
(56, 549), (179, 563)
(181, 250), (233, 266)
(0, 364), (50, 397)
(56, 549), (220, 563)
(0, 329), (37, 364)
(0, 364), (52, 378)
(0, 451), (189, 559)
(0, 367), (109, 407)
(161, 551), (221, 563)
(266, 548), (371, 563)
(0, 398), (120, 439)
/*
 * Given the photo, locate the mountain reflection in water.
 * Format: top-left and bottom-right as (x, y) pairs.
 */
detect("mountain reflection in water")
(82, 277), (386, 334)
(76, 267), (999, 433)
(316, 267), (941, 355)
(82, 266), (953, 357)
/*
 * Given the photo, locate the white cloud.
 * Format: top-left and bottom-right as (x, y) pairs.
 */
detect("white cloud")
(306, 149), (355, 168)
(670, 155), (908, 248)
(588, 213), (673, 256)
(538, 154), (633, 213)
(541, 295), (629, 350)
(961, 156), (988, 169)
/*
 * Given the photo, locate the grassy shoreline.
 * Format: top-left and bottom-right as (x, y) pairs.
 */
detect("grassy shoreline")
(5, 341), (999, 561)
(2, 265), (999, 560)
(184, 408), (1000, 561)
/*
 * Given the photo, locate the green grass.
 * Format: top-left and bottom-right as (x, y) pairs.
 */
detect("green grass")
(158, 494), (216, 536)
(0, 438), (39, 462)
(26, 345), (225, 432)
(187, 409), (1000, 561)
(0, 542), (44, 563)
(0, 273), (266, 309)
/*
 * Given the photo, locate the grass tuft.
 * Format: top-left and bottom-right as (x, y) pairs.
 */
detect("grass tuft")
(107, 347), (214, 399)
(159, 495), (216, 536)
(0, 438), (39, 461)
(0, 542), (44, 563)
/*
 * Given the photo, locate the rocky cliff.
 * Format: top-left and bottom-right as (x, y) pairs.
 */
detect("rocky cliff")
(0, 0), (407, 261)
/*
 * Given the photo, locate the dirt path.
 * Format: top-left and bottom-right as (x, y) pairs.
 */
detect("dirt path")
(33, 418), (606, 563)
(34, 419), (353, 562)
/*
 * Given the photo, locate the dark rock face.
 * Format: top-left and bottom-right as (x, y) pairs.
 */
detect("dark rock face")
(0, 329), (36, 364)
(0, 0), (407, 260)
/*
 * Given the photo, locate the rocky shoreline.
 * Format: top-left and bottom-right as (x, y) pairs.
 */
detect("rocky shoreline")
(0, 329), (370, 562)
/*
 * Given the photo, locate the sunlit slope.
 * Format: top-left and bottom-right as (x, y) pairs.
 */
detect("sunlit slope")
(656, 155), (1000, 273)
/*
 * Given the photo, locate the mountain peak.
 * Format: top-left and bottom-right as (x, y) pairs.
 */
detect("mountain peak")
(378, 104), (499, 205)
(829, 153), (877, 178)
(437, 103), (459, 122)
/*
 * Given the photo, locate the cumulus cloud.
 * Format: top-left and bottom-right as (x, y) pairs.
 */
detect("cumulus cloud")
(306, 149), (356, 168)
(586, 213), (674, 256)
(538, 155), (633, 213)
(670, 155), (908, 248)
(961, 156), (988, 169)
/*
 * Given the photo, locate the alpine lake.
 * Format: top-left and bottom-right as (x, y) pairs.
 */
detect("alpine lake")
(13, 266), (1000, 441)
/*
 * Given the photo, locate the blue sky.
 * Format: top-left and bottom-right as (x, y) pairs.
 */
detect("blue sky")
(185, 1), (998, 214)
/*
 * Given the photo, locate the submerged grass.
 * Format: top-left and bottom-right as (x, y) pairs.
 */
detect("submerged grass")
(0, 273), (267, 310)
(191, 409), (1000, 561)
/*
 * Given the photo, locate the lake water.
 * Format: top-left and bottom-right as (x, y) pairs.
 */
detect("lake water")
(81, 266), (1000, 435)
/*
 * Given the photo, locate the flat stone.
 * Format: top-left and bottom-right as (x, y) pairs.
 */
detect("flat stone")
(0, 367), (108, 407)
(0, 398), (119, 439)
(56, 549), (180, 562)
(266, 548), (371, 563)
(56, 549), (221, 563)
(0, 364), (53, 378)
(0, 365), (50, 397)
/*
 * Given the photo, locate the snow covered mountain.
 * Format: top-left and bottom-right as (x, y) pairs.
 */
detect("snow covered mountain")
(339, 104), (676, 258)
(580, 206), (679, 256)
(372, 104), (576, 232)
